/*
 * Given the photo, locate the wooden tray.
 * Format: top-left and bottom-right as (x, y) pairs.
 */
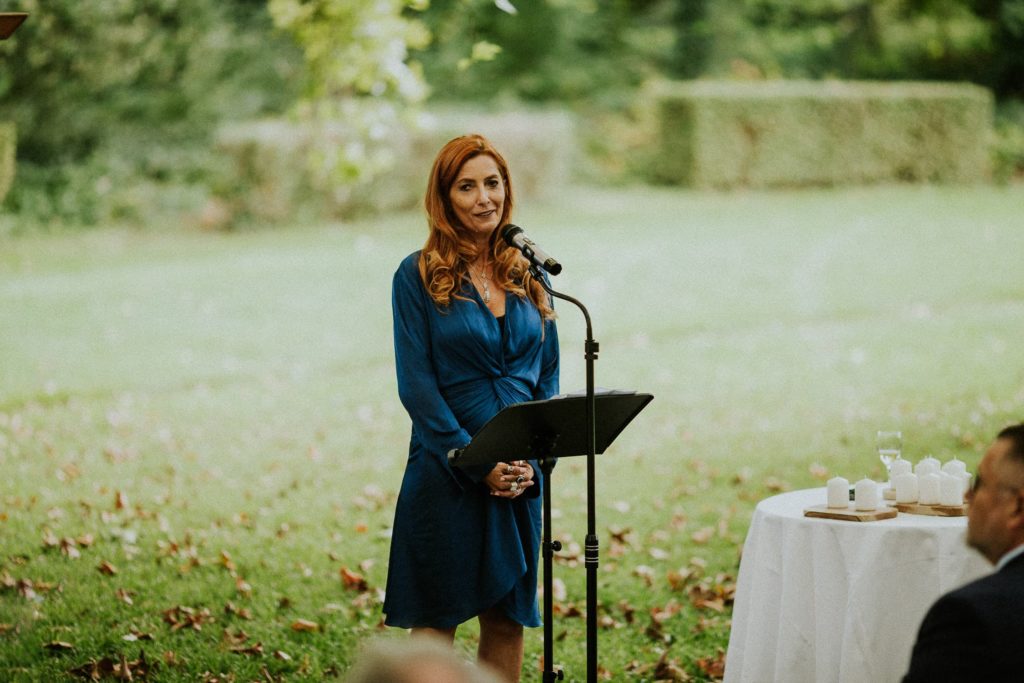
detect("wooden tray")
(892, 502), (968, 517)
(804, 505), (898, 521)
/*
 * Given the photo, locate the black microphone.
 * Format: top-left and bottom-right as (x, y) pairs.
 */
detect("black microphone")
(500, 224), (563, 275)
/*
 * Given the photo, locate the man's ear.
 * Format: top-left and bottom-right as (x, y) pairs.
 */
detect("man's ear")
(1009, 492), (1024, 531)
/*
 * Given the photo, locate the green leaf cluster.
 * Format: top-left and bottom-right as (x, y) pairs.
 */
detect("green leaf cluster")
(0, 0), (302, 225)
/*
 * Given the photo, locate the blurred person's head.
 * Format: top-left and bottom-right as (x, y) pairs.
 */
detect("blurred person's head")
(344, 636), (502, 683)
(966, 424), (1024, 564)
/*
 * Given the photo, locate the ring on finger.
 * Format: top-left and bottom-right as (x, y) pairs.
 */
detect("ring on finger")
(516, 475), (525, 484)
(510, 481), (520, 493)
(505, 465), (514, 474)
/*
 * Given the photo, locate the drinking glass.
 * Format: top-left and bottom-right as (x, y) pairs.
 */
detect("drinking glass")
(877, 430), (902, 474)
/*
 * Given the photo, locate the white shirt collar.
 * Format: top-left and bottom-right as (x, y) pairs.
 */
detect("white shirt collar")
(995, 543), (1024, 571)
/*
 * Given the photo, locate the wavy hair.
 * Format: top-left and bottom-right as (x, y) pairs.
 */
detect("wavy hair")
(419, 134), (555, 320)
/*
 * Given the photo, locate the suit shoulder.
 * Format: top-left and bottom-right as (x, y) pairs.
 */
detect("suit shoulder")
(934, 566), (1024, 626)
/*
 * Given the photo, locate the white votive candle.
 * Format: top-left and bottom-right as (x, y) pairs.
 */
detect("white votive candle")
(919, 472), (941, 505)
(942, 457), (967, 477)
(894, 472), (919, 503)
(854, 478), (878, 511)
(891, 457), (912, 477)
(827, 476), (850, 509)
(939, 473), (962, 506)
(915, 458), (940, 477)
(960, 471), (972, 497)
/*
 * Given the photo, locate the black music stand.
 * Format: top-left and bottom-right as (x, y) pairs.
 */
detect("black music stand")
(449, 390), (653, 681)
(0, 12), (28, 40)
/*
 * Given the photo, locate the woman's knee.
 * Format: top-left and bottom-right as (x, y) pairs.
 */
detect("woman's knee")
(478, 607), (522, 638)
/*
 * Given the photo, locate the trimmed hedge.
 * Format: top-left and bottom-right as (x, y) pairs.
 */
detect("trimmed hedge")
(0, 122), (15, 204)
(649, 80), (993, 188)
(209, 109), (575, 227)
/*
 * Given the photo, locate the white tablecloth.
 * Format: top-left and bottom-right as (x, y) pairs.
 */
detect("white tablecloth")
(724, 487), (989, 683)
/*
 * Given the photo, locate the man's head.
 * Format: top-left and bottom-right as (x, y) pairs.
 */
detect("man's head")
(344, 636), (501, 683)
(966, 424), (1024, 564)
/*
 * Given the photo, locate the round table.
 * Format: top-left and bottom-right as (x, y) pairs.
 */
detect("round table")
(724, 487), (989, 683)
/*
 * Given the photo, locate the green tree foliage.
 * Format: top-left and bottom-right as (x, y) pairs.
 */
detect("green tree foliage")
(266, 0), (430, 187)
(416, 0), (673, 104)
(700, 0), (1024, 98)
(0, 0), (298, 164)
(0, 0), (301, 223)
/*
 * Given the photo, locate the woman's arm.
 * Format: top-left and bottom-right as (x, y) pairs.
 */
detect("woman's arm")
(392, 258), (488, 489)
(534, 316), (560, 401)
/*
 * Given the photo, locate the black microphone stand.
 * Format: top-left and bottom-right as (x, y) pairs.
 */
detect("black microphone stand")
(532, 265), (600, 683)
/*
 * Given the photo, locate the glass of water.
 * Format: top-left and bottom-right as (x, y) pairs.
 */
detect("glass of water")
(877, 430), (902, 474)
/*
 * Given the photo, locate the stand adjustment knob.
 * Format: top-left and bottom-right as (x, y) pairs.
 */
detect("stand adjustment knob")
(551, 540), (562, 552)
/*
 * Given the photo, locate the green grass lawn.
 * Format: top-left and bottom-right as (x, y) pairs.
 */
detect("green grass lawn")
(2, 183), (1023, 681)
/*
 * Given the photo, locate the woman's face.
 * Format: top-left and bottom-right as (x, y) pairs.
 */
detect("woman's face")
(448, 154), (505, 244)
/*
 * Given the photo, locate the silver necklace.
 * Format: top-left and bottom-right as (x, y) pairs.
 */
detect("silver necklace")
(471, 263), (492, 303)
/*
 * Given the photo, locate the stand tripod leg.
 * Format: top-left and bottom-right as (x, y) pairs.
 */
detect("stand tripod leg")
(540, 457), (563, 682)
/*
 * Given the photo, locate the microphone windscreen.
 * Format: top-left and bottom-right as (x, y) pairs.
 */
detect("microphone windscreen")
(501, 224), (523, 246)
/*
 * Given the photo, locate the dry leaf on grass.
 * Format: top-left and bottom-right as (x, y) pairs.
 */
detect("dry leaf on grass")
(290, 619), (320, 632)
(122, 628), (154, 642)
(224, 601), (253, 620)
(696, 648), (727, 680)
(68, 650), (156, 681)
(340, 567), (368, 592)
(162, 606), (214, 632)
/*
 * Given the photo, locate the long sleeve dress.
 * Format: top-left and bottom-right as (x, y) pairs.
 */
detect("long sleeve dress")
(383, 251), (560, 629)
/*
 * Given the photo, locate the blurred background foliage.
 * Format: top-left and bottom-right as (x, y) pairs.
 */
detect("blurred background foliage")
(0, 0), (1022, 230)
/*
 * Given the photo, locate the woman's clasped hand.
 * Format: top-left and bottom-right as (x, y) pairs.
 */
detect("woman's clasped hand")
(484, 460), (535, 498)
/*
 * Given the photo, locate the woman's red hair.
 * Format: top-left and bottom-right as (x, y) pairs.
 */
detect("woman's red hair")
(419, 134), (554, 320)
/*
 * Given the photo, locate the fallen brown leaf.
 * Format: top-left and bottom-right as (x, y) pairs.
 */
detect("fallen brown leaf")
(60, 537), (82, 559)
(162, 606), (214, 632)
(667, 566), (698, 591)
(691, 527), (714, 545)
(617, 600), (637, 624)
(290, 619), (319, 632)
(224, 602), (252, 620)
(219, 551), (236, 573)
(650, 599), (683, 624)
(98, 561), (118, 576)
(230, 641), (263, 657)
(122, 627), (154, 642)
(654, 650), (694, 681)
(235, 578), (252, 599)
(695, 648), (727, 680)
(632, 565), (656, 587)
(340, 567), (368, 592)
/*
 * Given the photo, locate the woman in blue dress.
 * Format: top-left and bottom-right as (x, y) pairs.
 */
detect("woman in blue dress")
(384, 134), (560, 681)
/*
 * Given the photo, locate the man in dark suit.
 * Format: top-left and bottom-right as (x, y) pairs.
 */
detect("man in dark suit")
(903, 423), (1024, 682)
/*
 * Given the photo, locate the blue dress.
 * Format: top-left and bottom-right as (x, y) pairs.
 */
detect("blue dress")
(383, 251), (560, 629)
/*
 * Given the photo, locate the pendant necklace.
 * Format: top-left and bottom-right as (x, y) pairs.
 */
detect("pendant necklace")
(471, 262), (491, 303)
